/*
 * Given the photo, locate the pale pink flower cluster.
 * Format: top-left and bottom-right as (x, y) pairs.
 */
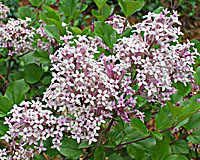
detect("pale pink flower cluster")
(0, 2), (9, 19)
(114, 9), (198, 103)
(0, 17), (35, 55)
(105, 14), (130, 34)
(0, 100), (66, 159)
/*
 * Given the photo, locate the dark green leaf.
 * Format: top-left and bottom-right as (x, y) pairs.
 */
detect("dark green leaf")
(118, 0), (144, 17)
(78, 141), (91, 149)
(171, 139), (189, 154)
(29, 0), (44, 7)
(0, 96), (12, 113)
(170, 92), (183, 104)
(151, 131), (163, 140)
(59, 138), (83, 159)
(177, 102), (200, 124)
(33, 49), (50, 64)
(183, 112), (200, 130)
(101, 3), (111, 20)
(43, 138), (60, 158)
(187, 128), (200, 144)
(166, 155), (188, 160)
(44, 25), (60, 40)
(94, 145), (105, 160)
(18, 6), (35, 20)
(0, 111), (6, 117)
(5, 79), (30, 105)
(59, 0), (77, 20)
(156, 105), (173, 130)
(94, 0), (108, 10)
(24, 63), (44, 84)
(131, 118), (149, 136)
(109, 153), (123, 160)
(194, 67), (200, 86)
(94, 21), (118, 49)
(166, 101), (183, 120)
(151, 137), (171, 160)
(180, 94), (200, 107)
(175, 82), (191, 97)
(0, 121), (8, 135)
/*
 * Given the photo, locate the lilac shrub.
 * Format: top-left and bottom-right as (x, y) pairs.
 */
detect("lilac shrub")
(0, 2), (9, 19)
(0, 3), (200, 159)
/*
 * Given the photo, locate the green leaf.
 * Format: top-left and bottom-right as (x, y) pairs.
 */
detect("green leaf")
(175, 82), (191, 97)
(29, 0), (44, 7)
(101, 3), (111, 20)
(94, 0), (108, 10)
(191, 39), (200, 53)
(0, 111), (7, 117)
(151, 137), (171, 160)
(166, 155), (188, 160)
(180, 94), (200, 107)
(0, 96), (12, 113)
(44, 25), (60, 40)
(170, 92), (183, 104)
(109, 153), (123, 160)
(166, 101), (183, 120)
(34, 155), (46, 160)
(194, 67), (200, 86)
(71, 27), (82, 35)
(18, 6), (35, 20)
(59, 138), (83, 159)
(171, 140), (189, 154)
(183, 112), (200, 130)
(92, 9), (104, 21)
(78, 141), (91, 149)
(40, 5), (61, 29)
(33, 49), (50, 64)
(177, 102), (200, 124)
(43, 138), (60, 158)
(156, 105), (173, 130)
(126, 136), (156, 160)
(0, 121), (9, 136)
(151, 131), (163, 140)
(118, 0), (144, 17)
(5, 79), (30, 105)
(94, 21), (118, 49)
(59, 0), (77, 20)
(94, 145), (105, 160)
(24, 63), (44, 84)
(131, 118), (149, 136)
(153, 7), (165, 14)
(187, 128), (200, 144)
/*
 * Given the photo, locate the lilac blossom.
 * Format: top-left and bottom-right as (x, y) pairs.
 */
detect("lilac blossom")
(0, 17), (35, 55)
(0, 2), (9, 19)
(1, 100), (65, 159)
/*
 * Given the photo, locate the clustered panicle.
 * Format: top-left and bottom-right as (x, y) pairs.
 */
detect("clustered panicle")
(114, 9), (198, 103)
(0, 2), (9, 19)
(0, 17), (35, 55)
(105, 14), (130, 34)
(0, 8), (199, 158)
(0, 100), (66, 159)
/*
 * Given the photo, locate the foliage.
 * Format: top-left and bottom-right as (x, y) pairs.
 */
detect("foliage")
(0, 0), (200, 159)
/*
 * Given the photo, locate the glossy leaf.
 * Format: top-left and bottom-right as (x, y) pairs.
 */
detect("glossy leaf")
(166, 101), (183, 120)
(59, 138), (83, 159)
(33, 49), (50, 64)
(44, 25), (60, 40)
(0, 96), (12, 113)
(94, 145), (105, 160)
(187, 128), (200, 144)
(94, 0), (108, 10)
(156, 105), (173, 130)
(118, 0), (144, 17)
(151, 131), (163, 141)
(171, 139), (189, 154)
(5, 79), (30, 105)
(94, 21), (118, 49)
(29, 0), (44, 7)
(166, 155), (188, 160)
(131, 118), (149, 136)
(24, 63), (44, 84)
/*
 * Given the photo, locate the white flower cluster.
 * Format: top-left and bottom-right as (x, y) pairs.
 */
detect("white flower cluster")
(105, 14), (130, 34)
(0, 2), (9, 19)
(0, 17), (35, 55)
(114, 9), (198, 103)
(0, 100), (66, 159)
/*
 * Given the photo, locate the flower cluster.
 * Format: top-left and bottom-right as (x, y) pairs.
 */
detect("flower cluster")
(114, 9), (198, 103)
(0, 2), (9, 19)
(0, 17), (35, 55)
(105, 14), (130, 34)
(0, 100), (65, 159)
